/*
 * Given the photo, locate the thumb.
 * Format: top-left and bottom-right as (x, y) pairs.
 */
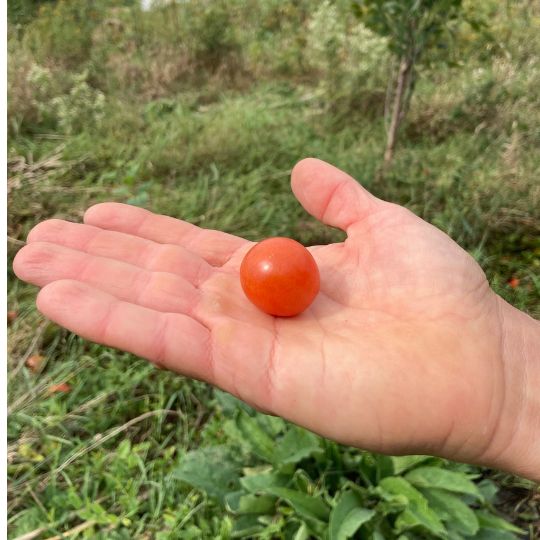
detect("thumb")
(291, 158), (381, 232)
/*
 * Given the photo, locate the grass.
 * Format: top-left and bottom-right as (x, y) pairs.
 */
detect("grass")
(7, 0), (540, 538)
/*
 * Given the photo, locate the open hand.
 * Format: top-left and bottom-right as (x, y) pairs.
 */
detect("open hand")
(13, 159), (520, 471)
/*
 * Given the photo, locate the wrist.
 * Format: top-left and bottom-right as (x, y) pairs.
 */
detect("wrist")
(480, 296), (540, 481)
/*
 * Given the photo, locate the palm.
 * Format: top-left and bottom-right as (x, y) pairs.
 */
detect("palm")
(14, 159), (503, 463)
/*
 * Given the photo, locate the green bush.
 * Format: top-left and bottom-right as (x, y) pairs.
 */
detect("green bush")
(7, 0), (54, 25)
(50, 70), (106, 134)
(23, 0), (119, 67)
(174, 394), (524, 539)
(305, 0), (389, 115)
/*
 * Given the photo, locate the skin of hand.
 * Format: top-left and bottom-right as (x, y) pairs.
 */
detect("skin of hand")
(13, 158), (540, 481)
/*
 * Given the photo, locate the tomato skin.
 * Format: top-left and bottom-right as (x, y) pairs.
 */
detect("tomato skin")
(240, 237), (320, 317)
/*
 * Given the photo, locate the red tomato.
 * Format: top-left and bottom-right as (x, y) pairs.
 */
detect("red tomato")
(240, 237), (320, 317)
(47, 383), (71, 394)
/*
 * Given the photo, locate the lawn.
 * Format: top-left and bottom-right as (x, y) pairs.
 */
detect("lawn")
(7, 1), (540, 538)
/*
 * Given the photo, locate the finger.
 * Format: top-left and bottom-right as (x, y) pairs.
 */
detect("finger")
(84, 203), (247, 266)
(27, 219), (212, 284)
(36, 280), (213, 378)
(291, 158), (381, 232)
(13, 242), (199, 315)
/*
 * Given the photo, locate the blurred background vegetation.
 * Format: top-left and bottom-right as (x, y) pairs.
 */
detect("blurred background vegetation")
(7, 0), (540, 538)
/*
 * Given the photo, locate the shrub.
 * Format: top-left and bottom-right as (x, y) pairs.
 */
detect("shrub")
(51, 70), (106, 135)
(7, 49), (105, 136)
(23, 0), (119, 68)
(173, 394), (525, 539)
(7, 43), (64, 135)
(305, 1), (390, 115)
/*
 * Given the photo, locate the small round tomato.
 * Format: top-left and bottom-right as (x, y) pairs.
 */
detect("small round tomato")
(240, 237), (320, 317)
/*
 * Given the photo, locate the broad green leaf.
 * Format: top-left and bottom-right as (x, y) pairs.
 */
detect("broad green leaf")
(391, 455), (431, 474)
(476, 479), (499, 504)
(293, 522), (310, 540)
(405, 466), (483, 501)
(257, 413), (286, 437)
(225, 491), (244, 511)
(214, 389), (253, 415)
(473, 530), (518, 540)
(240, 470), (290, 493)
(265, 487), (330, 523)
(475, 510), (525, 534)
(223, 418), (247, 447)
(275, 426), (322, 465)
(380, 477), (428, 506)
(376, 455), (394, 481)
(235, 411), (276, 463)
(380, 477), (446, 537)
(422, 488), (479, 536)
(396, 508), (446, 538)
(329, 491), (375, 540)
(231, 514), (264, 538)
(173, 446), (240, 502)
(225, 491), (276, 515)
(375, 497), (408, 516)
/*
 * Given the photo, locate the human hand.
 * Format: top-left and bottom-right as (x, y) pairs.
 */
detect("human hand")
(13, 158), (540, 480)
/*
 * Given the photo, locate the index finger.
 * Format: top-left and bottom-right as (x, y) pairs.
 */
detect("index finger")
(84, 203), (247, 267)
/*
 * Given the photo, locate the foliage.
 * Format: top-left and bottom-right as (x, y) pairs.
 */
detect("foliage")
(22, 0), (119, 67)
(305, 1), (390, 114)
(354, 0), (470, 65)
(7, 0), (540, 538)
(50, 70), (106, 134)
(172, 394), (524, 539)
(185, 0), (243, 71)
(7, 0), (55, 25)
(353, 0), (488, 165)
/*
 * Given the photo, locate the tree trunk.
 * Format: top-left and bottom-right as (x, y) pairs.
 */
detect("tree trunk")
(383, 55), (412, 166)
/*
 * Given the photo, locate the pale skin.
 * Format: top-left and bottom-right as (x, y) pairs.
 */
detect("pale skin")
(13, 158), (540, 481)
